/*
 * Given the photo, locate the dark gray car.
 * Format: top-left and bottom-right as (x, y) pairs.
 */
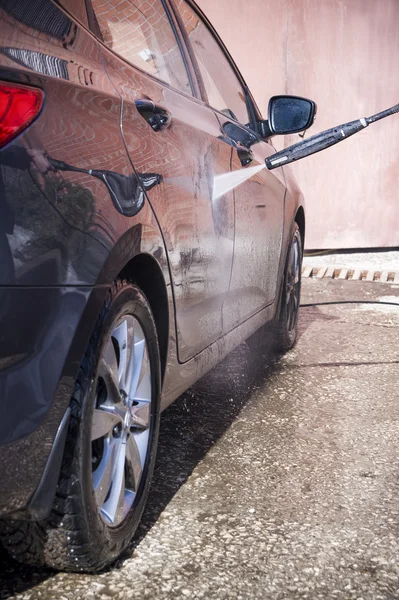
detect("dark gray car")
(0, 0), (314, 571)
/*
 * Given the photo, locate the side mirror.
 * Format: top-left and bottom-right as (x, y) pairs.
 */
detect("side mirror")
(259, 95), (317, 138)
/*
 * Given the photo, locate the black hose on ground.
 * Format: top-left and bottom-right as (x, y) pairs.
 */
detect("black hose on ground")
(301, 300), (399, 308)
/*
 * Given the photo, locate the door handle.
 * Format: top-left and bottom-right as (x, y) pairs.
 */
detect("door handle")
(135, 99), (172, 132)
(236, 146), (254, 167)
(217, 133), (254, 166)
(219, 121), (256, 166)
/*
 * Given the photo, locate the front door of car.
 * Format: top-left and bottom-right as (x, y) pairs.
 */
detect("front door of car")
(221, 124), (287, 330)
(88, 0), (234, 362)
(173, 0), (286, 332)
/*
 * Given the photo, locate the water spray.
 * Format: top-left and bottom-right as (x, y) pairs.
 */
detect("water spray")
(211, 164), (265, 201)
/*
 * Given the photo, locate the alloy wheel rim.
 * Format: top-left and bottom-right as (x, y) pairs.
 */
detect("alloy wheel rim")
(285, 235), (301, 334)
(91, 315), (152, 527)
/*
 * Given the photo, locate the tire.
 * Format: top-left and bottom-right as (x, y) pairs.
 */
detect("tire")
(273, 222), (303, 352)
(0, 280), (161, 572)
(247, 222), (303, 354)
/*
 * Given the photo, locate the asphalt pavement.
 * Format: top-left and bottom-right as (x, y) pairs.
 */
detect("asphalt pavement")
(1, 276), (399, 600)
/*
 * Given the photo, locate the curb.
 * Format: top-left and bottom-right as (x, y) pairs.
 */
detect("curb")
(302, 265), (399, 284)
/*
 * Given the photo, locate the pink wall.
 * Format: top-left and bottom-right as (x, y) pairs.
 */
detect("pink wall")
(198, 0), (399, 249)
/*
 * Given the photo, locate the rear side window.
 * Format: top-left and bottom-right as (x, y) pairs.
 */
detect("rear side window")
(88, 0), (192, 96)
(175, 0), (248, 124)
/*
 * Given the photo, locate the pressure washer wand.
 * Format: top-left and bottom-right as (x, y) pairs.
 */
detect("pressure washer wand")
(266, 103), (399, 170)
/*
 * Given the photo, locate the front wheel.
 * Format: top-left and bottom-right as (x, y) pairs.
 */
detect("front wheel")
(247, 222), (303, 355)
(0, 280), (161, 572)
(273, 222), (303, 352)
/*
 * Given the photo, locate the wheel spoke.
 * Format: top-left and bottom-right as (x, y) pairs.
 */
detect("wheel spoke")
(123, 489), (136, 517)
(133, 346), (151, 402)
(126, 433), (143, 490)
(293, 241), (300, 283)
(288, 291), (298, 332)
(123, 316), (136, 394)
(112, 319), (128, 388)
(114, 474), (127, 526)
(289, 297), (294, 331)
(102, 337), (119, 382)
(112, 317), (135, 392)
(285, 286), (292, 305)
(287, 295), (292, 329)
(99, 339), (121, 404)
(292, 289), (299, 313)
(91, 409), (122, 441)
(128, 331), (146, 402)
(101, 438), (127, 525)
(288, 245), (295, 280)
(92, 437), (119, 507)
(130, 401), (150, 430)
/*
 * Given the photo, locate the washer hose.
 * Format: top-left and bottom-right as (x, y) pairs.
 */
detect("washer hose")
(301, 300), (399, 308)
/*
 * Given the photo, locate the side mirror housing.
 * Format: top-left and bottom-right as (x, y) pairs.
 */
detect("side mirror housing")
(259, 95), (317, 138)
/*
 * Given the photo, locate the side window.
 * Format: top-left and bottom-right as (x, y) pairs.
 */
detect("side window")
(89, 0), (192, 96)
(176, 0), (248, 123)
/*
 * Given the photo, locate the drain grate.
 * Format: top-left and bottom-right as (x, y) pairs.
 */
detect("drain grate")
(302, 266), (399, 283)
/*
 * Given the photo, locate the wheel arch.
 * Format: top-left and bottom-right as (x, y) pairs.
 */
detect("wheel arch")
(118, 252), (169, 384)
(95, 223), (174, 386)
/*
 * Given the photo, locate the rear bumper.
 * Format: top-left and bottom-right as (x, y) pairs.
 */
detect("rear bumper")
(0, 285), (105, 517)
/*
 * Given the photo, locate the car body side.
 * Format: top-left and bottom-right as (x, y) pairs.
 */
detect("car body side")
(0, 0), (304, 518)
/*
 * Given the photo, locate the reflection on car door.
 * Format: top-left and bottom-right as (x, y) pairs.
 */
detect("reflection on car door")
(89, 0), (234, 361)
(224, 134), (286, 330)
(174, 0), (286, 332)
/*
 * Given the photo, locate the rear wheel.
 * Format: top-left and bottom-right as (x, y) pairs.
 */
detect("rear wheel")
(0, 280), (161, 572)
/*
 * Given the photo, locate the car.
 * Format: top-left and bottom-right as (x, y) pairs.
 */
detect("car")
(0, 0), (315, 572)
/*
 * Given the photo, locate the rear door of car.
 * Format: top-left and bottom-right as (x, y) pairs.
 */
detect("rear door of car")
(172, 0), (287, 332)
(86, 0), (235, 362)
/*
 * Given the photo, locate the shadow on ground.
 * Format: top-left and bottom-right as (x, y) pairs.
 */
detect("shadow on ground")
(0, 332), (282, 599)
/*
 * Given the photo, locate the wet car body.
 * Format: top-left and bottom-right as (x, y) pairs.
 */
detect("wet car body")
(0, 0), (304, 520)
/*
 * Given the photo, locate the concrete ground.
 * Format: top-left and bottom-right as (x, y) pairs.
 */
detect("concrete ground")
(1, 277), (399, 600)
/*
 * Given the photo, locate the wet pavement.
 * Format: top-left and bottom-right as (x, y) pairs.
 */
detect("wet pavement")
(1, 277), (399, 600)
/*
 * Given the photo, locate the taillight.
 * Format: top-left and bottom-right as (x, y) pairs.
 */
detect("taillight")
(0, 82), (44, 148)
